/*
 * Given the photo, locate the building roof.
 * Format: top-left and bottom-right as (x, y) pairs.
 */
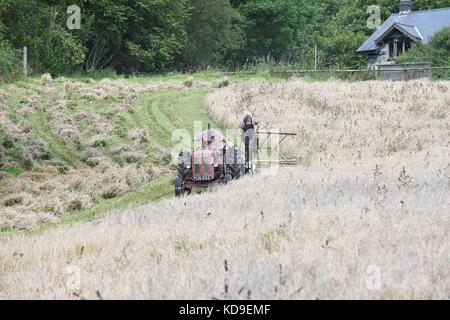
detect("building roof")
(373, 22), (423, 44)
(356, 7), (450, 54)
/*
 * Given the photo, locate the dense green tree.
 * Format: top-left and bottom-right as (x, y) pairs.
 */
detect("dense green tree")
(0, 0), (449, 76)
(180, 0), (243, 70)
(0, 0), (189, 75)
(0, 0), (85, 74)
(315, 0), (374, 68)
(236, 0), (315, 63)
(64, 0), (189, 73)
(412, 0), (450, 10)
(0, 1), (5, 42)
(124, 0), (190, 72)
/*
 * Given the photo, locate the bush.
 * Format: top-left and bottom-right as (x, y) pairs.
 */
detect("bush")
(396, 27), (450, 79)
(102, 188), (119, 200)
(67, 199), (83, 212)
(0, 45), (21, 82)
(82, 68), (118, 80)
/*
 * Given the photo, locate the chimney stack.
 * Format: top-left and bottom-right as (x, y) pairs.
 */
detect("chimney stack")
(399, 0), (413, 14)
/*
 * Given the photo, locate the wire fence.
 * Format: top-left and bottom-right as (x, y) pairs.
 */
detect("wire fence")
(269, 66), (450, 81)
(8, 45), (449, 82)
(223, 66), (450, 81)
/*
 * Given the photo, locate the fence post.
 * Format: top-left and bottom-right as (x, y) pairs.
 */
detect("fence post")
(23, 46), (28, 77)
(314, 44), (317, 71)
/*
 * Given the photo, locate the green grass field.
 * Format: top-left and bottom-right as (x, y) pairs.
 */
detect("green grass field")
(0, 75), (224, 233)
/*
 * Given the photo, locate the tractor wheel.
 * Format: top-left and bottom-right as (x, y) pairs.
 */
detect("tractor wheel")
(239, 164), (246, 177)
(177, 152), (192, 179)
(175, 176), (183, 197)
(224, 173), (233, 184)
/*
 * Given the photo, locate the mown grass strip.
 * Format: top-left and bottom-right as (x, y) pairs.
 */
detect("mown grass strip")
(29, 109), (84, 167)
(1, 176), (173, 237)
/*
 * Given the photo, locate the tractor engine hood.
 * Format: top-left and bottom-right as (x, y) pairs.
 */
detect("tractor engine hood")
(192, 150), (216, 181)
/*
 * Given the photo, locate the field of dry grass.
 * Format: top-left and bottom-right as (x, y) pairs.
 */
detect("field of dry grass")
(0, 78), (449, 299)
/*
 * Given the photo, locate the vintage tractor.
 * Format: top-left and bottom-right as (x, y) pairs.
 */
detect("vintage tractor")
(175, 118), (297, 197)
(175, 124), (246, 197)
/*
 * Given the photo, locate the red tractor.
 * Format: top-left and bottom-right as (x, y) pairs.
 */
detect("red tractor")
(175, 124), (246, 197)
(175, 118), (297, 197)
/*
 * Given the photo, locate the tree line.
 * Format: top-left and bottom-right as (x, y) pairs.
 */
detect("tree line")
(0, 0), (449, 77)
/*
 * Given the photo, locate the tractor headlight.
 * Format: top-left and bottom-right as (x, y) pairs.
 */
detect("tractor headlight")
(214, 161), (219, 167)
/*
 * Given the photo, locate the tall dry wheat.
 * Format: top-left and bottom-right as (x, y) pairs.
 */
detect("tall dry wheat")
(0, 79), (448, 299)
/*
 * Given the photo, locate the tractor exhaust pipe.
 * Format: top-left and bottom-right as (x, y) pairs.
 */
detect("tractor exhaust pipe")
(207, 123), (212, 150)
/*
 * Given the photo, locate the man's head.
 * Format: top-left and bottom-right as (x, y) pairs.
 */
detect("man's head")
(243, 114), (253, 125)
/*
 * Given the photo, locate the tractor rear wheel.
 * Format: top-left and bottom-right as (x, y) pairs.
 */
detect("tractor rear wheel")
(224, 173), (233, 184)
(239, 164), (245, 177)
(175, 176), (183, 197)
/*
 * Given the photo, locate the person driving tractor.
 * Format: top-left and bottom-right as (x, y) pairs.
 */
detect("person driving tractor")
(240, 113), (258, 173)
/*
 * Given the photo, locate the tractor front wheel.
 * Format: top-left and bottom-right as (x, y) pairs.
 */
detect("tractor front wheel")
(175, 176), (183, 197)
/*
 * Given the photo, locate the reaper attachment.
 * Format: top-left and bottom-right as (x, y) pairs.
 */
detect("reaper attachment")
(240, 114), (298, 173)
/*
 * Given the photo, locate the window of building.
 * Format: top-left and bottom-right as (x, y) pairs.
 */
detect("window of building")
(388, 39), (411, 59)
